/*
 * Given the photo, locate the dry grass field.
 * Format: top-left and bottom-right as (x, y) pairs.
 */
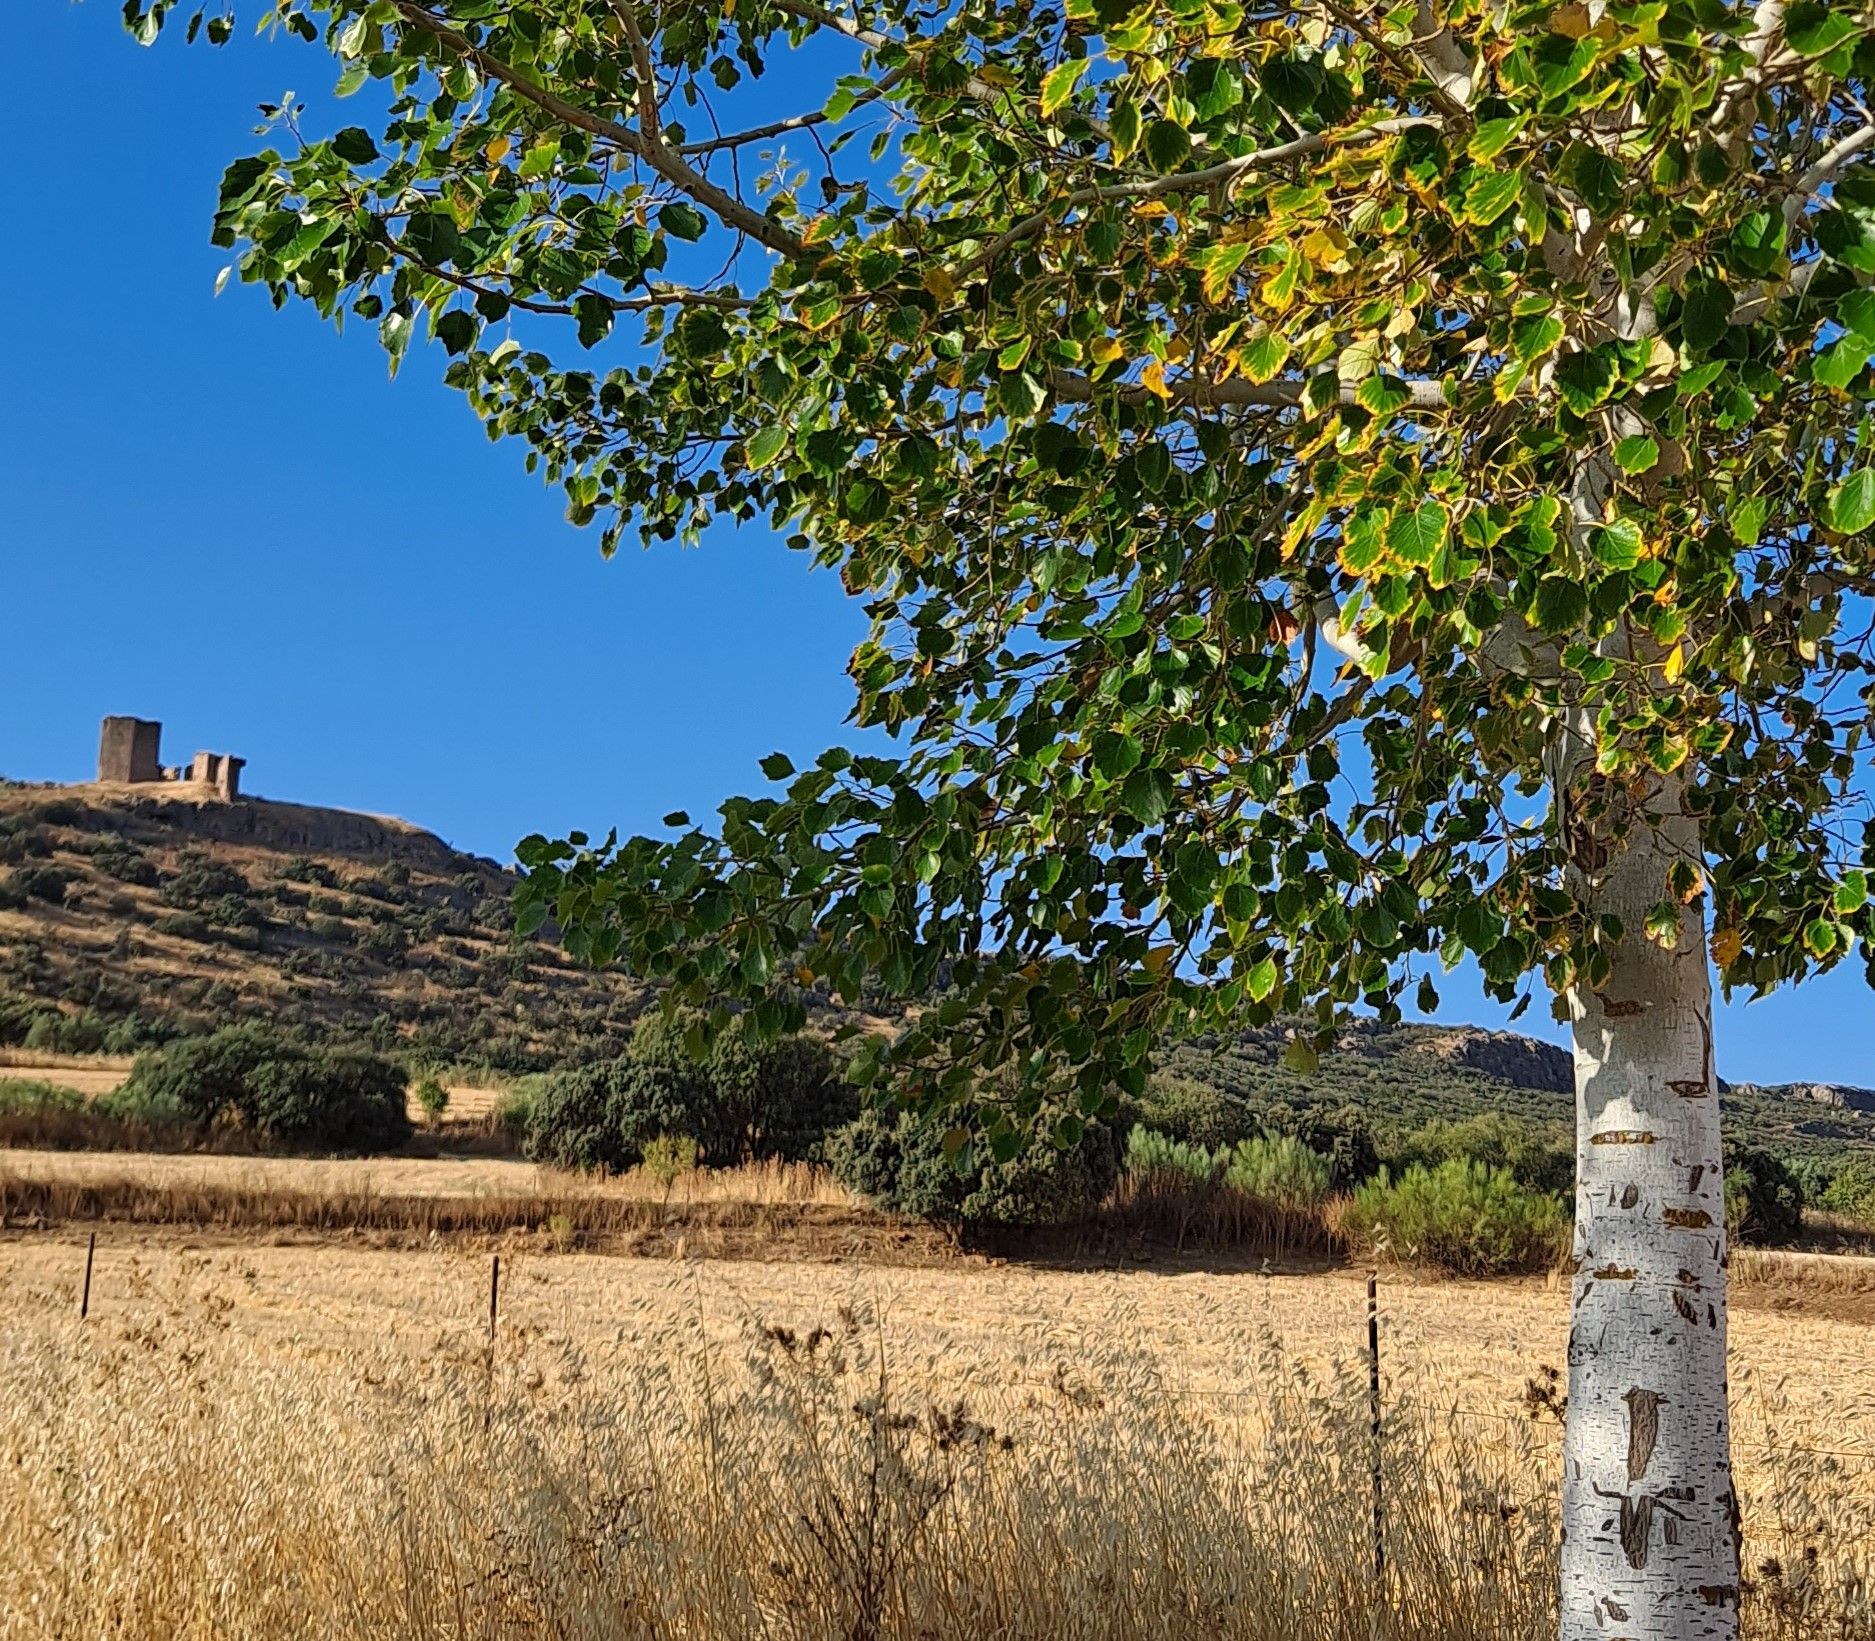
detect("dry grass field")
(0, 1219), (1870, 1640)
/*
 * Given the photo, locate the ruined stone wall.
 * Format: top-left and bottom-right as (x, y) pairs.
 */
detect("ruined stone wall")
(98, 717), (162, 784)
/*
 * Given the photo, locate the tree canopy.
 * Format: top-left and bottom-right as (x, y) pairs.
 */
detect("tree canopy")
(134, 0), (1875, 1146)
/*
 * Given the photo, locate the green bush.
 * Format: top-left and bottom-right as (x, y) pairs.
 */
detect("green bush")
(641, 1132), (700, 1187)
(1387, 1112), (1574, 1197)
(1341, 1160), (1567, 1276)
(1124, 1125), (1224, 1187)
(826, 1105), (1122, 1229)
(1818, 1157), (1875, 1224)
(119, 1026), (411, 1152)
(158, 852), (250, 911)
(1131, 1074), (1262, 1151)
(415, 1076), (449, 1123)
(1723, 1146), (1805, 1246)
(525, 1015), (857, 1171)
(1258, 1101), (1380, 1187)
(0, 865), (70, 909)
(93, 839), (160, 887)
(1221, 1133), (1334, 1211)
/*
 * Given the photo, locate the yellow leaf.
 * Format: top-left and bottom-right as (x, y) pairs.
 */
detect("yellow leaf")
(486, 134), (511, 166)
(1662, 642), (1684, 682)
(1142, 945), (1175, 975)
(1089, 335), (1123, 365)
(922, 265), (957, 302)
(1140, 359), (1172, 400)
(1709, 926), (1743, 968)
(1549, 2), (1591, 37)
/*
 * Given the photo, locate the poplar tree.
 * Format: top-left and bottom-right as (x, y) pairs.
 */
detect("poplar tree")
(134, 0), (1875, 1630)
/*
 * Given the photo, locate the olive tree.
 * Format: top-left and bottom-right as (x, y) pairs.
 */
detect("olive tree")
(132, 0), (1875, 1631)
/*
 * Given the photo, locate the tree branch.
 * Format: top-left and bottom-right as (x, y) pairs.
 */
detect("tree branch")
(388, 0), (807, 258)
(967, 118), (1440, 273)
(1047, 366), (1451, 412)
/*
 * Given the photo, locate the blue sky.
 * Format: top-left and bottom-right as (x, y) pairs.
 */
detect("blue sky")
(3, 2), (1872, 1086)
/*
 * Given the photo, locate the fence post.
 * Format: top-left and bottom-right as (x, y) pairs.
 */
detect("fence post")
(1367, 1270), (1383, 1584)
(488, 1253), (500, 1343)
(80, 1231), (96, 1321)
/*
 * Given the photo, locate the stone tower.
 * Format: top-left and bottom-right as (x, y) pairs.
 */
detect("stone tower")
(98, 717), (163, 784)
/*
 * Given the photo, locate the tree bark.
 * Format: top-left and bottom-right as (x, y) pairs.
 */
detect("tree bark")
(1560, 789), (1738, 1639)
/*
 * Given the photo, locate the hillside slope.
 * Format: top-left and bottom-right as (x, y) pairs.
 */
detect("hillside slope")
(0, 780), (660, 1073)
(1, 778), (1869, 1156)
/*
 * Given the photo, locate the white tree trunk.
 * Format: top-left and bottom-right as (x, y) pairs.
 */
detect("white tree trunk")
(1560, 795), (1738, 1639)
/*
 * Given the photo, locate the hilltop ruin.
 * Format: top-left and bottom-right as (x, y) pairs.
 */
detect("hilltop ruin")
(97, 717), (245, 800)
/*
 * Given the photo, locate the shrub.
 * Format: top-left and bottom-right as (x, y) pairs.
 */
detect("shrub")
(0, 865), (71, 908)
(118, 1026), (411, 1152)
(493, 1082), (539, 1141)
(1124, 1126), (1224, 1188)
(1387, 1112), (1574, 1197)
(1258, 1101), (1380, 1187)
(158, 852), (250, 911)
(710, 1031), (859, 1162)
(93, 839), (160, 887)
(826, 1106), (1121, 1229)
(1221, 1133), (1333, 1212)
(1340, 1160), (1567, 1276)
(641, 1133), (700, 1188)
(1723, 1146), (1805, 1246)
(1818, 1157), (1875, 1224)
(415, 1076), (450, 1124)
(1131, 1074), (1262, 1151)
(1120, 1127), (1334, 1250)
(525, 1015), (858, 1171)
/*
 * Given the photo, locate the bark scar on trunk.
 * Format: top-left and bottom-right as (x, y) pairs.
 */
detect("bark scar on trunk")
(1664, 1206), (1714, 1229)
(1590, 1129), (1657, 1145)
(1601, 997), (1645, 1017)
(1669, 1077), (1709, 1097)
(1623, 1387), (1664, 1480)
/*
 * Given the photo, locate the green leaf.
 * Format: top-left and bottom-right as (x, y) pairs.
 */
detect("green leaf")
(1092, 731), (1143, 780)
(1803, 917), (1841, 958)
(1840, 288), (1875, 342)
(1462, 170), (1524, 226)
(1612, 435), (1660, 475)
(1834, 869), (1869, 915)
(746, 425), (787, 469)
(1555, 349), (1615, 414)
(1644, 901), (1682, 948)
(660, 202), (707, 242)
(1282, 1038), (1319, 1074)
(1244, 955), (1279, 1003)
(1387, 500), (1450, 567)
(330, 126), (379, 165)
(1592, 519), (1643, 569)
(1355, 375), (1410, 418)
(1121, 767), (1174, 825)
(1512, 310), (1564, 363)
(1040, 58), (1088, 117)
(1784, 2), (1859, 57)
(1813, 335), (1869, 390)
(1000, 370), (1045, 420)
(1680, 274), (1734, 351)
(758, 751), (795, 780)
(1144, 118), (1191, 173)
(1532, 576), (1588, 634)
(1466, 118), (1523, 162)
(1240, 330), (1290, 383)
(1826, 469), (1875, 533)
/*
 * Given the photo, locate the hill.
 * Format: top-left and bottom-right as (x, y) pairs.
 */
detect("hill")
(0, 777), (1869, 1159)
(0, 779), (666, 1074)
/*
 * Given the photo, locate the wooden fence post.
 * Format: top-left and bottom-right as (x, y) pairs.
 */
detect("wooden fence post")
(1367, 1270), (1383, 1583)
(80, 1231), (96, 1321)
